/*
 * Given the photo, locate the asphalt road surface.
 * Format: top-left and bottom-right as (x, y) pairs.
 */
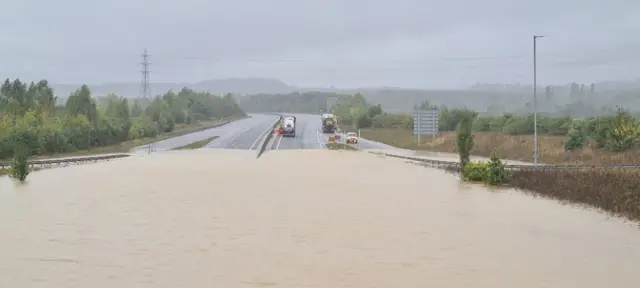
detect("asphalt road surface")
(132, 114), (280, 152)
(271, 113), (396, 151)
(273, 114), (326, 150)
(133, 113), (396, 152)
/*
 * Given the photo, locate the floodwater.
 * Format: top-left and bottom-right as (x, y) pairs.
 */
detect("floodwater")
(1, 149), (639, 288)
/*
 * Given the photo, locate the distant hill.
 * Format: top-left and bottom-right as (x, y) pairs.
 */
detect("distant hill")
(51, 77), (640, 116)
(52, 78), (293, 99)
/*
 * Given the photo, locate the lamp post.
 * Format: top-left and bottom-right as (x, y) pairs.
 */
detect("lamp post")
(533, 35), (544, 166)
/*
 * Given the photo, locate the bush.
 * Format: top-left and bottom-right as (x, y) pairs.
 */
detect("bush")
(460, 153), (509, 185)
(484, 151), (509, 185)
(456, 117), (474, 169)
(10, 136), (30, 182)
(604, 108), (640, 152)
(439, 108), (478, 131)
(371, 113), (413, 129)
(564, 120), (586, 151)
(462, 162), (488, 181)
(502, 116), (534, 135)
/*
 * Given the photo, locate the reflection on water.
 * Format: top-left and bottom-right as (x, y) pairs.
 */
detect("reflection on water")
(1, 150), (639, 287)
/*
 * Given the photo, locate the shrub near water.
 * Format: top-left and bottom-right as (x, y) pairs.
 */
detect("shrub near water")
(485, 152), (509, 185)
(462, 162), (488, 182)
(461, 153), (509, 185)
(9, 137), (29, 182)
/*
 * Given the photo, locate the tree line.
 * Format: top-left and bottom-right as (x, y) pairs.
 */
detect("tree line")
(238, 91), (639, 153)
(0, 78), (246, 161)
(237, 85), (640, 118)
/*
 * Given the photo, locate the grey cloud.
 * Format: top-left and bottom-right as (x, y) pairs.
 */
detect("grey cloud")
(1, 0), (639, 88)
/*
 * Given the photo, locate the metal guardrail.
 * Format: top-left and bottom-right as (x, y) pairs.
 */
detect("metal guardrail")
(257, 117), (283, 158)
(0, 154), (131, 170)
(371, 152), (640, 171)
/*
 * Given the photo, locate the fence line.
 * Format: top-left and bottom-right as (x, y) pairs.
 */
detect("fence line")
(257, 117), (283, 158)
(369, 152), (640, 171)
(0, 154), (130, 170)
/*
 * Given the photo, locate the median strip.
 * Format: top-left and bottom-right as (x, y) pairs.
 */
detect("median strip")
(257, 117), (283, 158)
(326, 142), (358, 151)
(170, 136), (219, 150)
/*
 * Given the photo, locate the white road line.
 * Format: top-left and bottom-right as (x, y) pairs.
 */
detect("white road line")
(316, 129), (326, 148)
(275, 135), (283, 150)
(249, 120), (277, 150)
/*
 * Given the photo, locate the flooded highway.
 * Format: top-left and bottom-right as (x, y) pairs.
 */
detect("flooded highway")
(1, 149), (639, 287)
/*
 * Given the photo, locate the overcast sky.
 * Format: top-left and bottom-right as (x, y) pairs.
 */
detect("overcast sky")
(1, 0), (639, 88)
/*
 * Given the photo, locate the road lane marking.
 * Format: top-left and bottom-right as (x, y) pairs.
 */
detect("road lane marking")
(249, 119), (278, 150)
(316, 129), (326, 148)
(275, 135), (283, 150)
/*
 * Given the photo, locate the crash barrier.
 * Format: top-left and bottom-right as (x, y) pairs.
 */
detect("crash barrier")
(369, 152), (640, 171)
(257, 117), (283, 158)
(0, 154), (131, 170)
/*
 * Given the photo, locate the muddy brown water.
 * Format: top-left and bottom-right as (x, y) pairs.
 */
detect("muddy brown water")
(1, 149), (639, 287)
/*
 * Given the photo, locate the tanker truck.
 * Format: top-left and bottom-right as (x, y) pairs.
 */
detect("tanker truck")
(321, 114), (337, 133)
(282, 116), (296, 137)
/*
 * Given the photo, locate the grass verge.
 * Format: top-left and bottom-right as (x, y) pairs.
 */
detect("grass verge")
(359, 128), (640, 165)
(326, 143), (358, 151)
(171, 136), (219, 150)
(24, 117), (245, 160)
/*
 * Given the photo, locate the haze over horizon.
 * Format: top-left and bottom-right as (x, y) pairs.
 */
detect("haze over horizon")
(2, 0), (639, 89)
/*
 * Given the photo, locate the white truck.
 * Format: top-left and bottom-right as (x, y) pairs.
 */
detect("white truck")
(282, 116), (296, 137)
(321, 113), (337, 133)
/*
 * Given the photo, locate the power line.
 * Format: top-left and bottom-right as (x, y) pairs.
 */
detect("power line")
(139, 48), (151, 99)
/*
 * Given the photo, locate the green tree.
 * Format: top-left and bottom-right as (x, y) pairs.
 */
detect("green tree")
(604, 107), (640, 152)
(367, 104), (383, 118)
(10, 145), (29, 182)
(484, 151), (508, 185)
(564, 120), (586, 151)
(65, 85), (98, 124)
(456, 117), (474, 169)
(131, 101), (143, 117)
(9, 122), (31, 182)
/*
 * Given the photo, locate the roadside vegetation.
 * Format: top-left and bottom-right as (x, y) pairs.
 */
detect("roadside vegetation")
(359, 107), (640, 165)
(0, 78), (246, 181)
(326, 142), (358, 151)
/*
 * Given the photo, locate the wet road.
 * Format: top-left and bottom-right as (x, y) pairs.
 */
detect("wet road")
(1, 149), (639, 287)
(267, 113), (395, 151)
(132, 113), (396, 152)
(132, 114), (281, 152)
(274, 114), (326, 150)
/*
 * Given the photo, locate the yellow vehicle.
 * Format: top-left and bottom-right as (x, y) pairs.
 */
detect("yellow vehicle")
(346, 132), (358, 144)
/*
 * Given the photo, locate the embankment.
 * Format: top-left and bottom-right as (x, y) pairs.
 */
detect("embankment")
(376, 151), (640, 223)
(506, 169), (640, 222)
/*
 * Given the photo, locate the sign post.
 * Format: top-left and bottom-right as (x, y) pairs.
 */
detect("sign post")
(413, 109), (439, 142)
(417, 111), (421, 145)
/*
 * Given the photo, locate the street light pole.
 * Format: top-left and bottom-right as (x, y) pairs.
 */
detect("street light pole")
(533, 35), (544, 167)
